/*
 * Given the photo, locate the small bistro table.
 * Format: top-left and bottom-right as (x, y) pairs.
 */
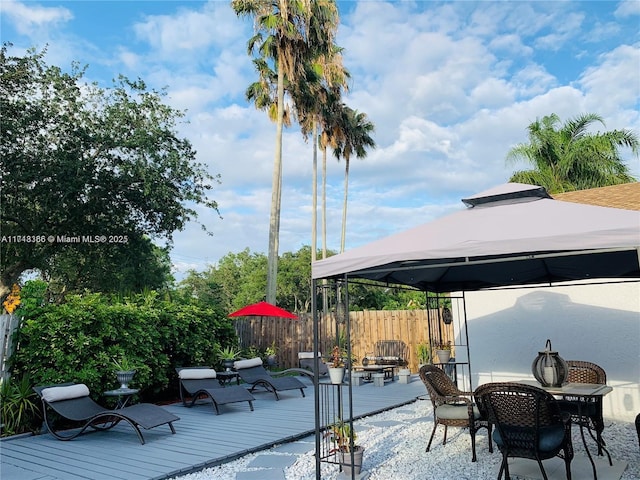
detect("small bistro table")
(353, 365), (395, 382)
(103, 387), (139, 409)
(520, 380), (613, 480)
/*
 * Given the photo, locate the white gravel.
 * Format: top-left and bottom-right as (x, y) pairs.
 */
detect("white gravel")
(170, 400), (640, 480)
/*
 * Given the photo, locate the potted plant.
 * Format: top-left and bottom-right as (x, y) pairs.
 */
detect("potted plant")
(217, 346), (242, 371)
(434, 340), (452, 364)
(264, 341), (278, 367)
(112, 355), (138, 389)
(328, 345), (345, 384)
(416, 341), (430, 367)
(325, 418), (364, 476)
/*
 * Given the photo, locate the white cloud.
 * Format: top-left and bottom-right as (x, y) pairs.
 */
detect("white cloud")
(0, 0), (72, 35)
(615, 0), (640, 18)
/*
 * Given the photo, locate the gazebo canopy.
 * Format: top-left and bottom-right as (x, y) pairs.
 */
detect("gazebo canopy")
(312, 183), (640, 292)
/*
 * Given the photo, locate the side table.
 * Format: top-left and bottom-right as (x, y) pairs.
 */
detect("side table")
(216, 371), (240, 386)
(103, 387), (139, 409)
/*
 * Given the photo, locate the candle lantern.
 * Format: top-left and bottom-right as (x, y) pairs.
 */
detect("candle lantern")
(531, 339), (568, 387)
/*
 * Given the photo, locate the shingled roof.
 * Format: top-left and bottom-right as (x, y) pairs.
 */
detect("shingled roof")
(552, 182), (640, 211)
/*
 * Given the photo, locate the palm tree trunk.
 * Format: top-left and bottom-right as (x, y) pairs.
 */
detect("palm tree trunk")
(311, 120), (318, 263)
(266, 55), (285, 304)
(340, 159), (350, 253)
(321, 144), (329, 314)
(322, 145), (328, 260)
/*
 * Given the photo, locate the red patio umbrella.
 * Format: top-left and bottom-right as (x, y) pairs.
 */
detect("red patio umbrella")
(228, 301), (298, 319)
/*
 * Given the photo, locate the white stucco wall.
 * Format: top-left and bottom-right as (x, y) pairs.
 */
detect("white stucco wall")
(463, 281), (640, 423)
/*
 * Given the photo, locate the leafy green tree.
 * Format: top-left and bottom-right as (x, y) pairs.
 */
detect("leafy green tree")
(44, 237), (174, 294)
(507, 113), (638, 193)
(232, 0), (339, 304)
(277, 246), (314, 312)
(0, 45), (218, 298)
(181, 248), (268, 313)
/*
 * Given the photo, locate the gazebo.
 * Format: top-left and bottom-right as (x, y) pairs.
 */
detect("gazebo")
(310, 183), (640, 478)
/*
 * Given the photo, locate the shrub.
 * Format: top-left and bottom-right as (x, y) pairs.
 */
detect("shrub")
(9, 287), (237, 406)
(0, 374), (41, 436)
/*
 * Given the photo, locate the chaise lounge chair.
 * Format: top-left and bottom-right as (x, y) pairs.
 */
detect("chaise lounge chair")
(176, 367), (255, 414)
(234, 357), (307, 400)
(33, 382), (179, 444)
(298, 351), (329, 377)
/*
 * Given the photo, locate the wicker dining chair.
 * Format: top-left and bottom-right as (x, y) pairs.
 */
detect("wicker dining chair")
(418, 364), (492, 462)
(474, 382), (574, 480)
(557, 360), (610, 462)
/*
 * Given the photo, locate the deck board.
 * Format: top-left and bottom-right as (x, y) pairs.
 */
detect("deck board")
(1, 376), (425, 480)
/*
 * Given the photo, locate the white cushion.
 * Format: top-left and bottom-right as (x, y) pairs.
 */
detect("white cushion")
(298, 352), (321, 359)
(436, 403), (481, 420)
(42, 384), (90, 402)
(178, 368), (216, 380)
(234, 357), (263, 370)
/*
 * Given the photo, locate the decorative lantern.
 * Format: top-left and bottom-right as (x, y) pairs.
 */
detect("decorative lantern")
(531, 339), (568, 387)
(442, 307), (453, 325)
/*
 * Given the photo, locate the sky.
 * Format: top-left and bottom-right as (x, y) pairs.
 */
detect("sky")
(2, 0), (639, 281)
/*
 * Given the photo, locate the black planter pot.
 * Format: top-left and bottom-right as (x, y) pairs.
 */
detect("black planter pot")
(222, 359), (235, 371)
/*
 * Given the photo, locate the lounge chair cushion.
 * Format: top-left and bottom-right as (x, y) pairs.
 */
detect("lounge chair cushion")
(234, 357), (263, 370)
(178, 368), (217, 380)
(298, 352), (321, 359)
(42, 384), (90, 402)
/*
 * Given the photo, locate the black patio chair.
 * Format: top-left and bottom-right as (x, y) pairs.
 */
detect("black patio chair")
(234, 357), (306, 400)
(33, 382), (179, 444)
(176, 367), (254, 414)
(419, 364), (492, 462)
(474, 382), (573, 480)
(297, 351), (329, 377)
(556, 360), (611, 463)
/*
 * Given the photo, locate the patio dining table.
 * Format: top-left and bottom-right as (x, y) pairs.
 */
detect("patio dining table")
(520, 379), (613, 480)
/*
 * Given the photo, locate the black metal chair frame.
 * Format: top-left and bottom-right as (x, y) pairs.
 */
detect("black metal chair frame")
(559, 360), (611, 464)
(419, 365), (492, 462)
(235, 359), (307, 400)
(474, 382), (573, 480)
(33, 383), (178, 445)
(176, 367), (255, 414)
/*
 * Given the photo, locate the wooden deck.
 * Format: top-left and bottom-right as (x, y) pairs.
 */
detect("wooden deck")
(1, 376), (426, 480)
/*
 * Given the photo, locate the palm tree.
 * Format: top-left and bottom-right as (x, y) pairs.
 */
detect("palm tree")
(507, 113), (638, 193)
(333, 106), (376, 253)
(294, 53), (349, 264)
(232, 0), (336, 303)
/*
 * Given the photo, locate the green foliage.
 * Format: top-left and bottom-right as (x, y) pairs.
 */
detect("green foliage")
(507, 113), (638, 193)
(0, 374), (41, 436)
(177, 246), (431, 314)
(9, 289), (236, 402)
(0, 44), (219, 295)
(216, 345), (242, 361)
(243, 345), (262, 360)
(416, 342), (430, 364)
(325, 418), (358, 452)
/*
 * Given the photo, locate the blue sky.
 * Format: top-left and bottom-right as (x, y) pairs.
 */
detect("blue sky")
(2, 1), (639, 280)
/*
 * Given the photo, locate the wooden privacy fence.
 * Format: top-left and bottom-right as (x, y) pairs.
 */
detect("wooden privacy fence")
(235, 309), (455, 373)
(0, 314), (20, 381)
